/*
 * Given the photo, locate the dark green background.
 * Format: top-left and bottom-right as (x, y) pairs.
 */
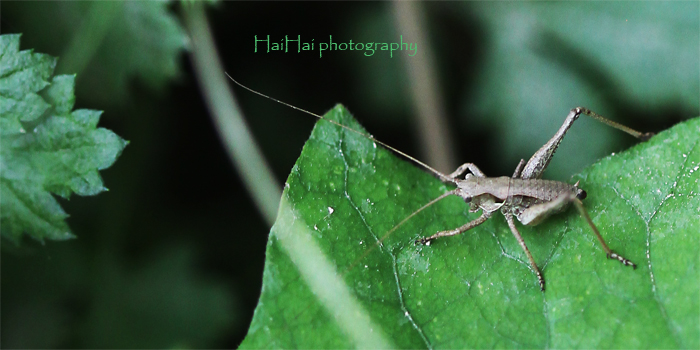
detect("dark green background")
(1, 2), (697, 348)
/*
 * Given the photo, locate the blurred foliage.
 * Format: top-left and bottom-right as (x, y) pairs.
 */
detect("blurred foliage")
(346, 2), (699, 180)
(242, 106), (699, 348)
(2, 242), (236, 348)
(2, 1), (189, 106)
(462, 2), (699, 179)
(79, 244), (236, 348)
(1, 1), (697, 349)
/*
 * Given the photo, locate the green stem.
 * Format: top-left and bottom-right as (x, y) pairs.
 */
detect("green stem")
(182, 2), (280, 226)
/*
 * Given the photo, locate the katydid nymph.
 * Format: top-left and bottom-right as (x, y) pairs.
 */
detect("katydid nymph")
(226, 72), (653, 291)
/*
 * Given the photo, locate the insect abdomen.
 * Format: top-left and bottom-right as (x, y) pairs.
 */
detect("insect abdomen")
(509, 179), (577, 201)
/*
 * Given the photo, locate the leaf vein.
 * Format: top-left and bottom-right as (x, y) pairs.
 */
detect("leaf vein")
(337, 135), (432, 349)
(645, 136), (699, 348)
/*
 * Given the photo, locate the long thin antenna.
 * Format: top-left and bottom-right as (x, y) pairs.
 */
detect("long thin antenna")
(225, 72), (454, 184)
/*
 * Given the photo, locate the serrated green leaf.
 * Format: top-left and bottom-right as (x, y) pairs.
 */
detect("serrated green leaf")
(242, 105), (698, 348)
(0, 34), (55, 100)
(0, 34), (128, 243)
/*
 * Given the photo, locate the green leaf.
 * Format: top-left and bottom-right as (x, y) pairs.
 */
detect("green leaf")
(241, 105), (698, 348)
(0, 34), (128, 243)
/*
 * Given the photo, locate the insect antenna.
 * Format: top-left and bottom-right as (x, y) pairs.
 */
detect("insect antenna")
(227, 72), (464, 276)
(225, 72), (454, 184)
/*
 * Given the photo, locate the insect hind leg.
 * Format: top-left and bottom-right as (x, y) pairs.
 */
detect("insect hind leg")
(572, 198), (636, 268)
(515, 193), (574, 226)
(520, 107), (653, 180)
(520, 108), (580, 179)
(504, 214), (546, 291)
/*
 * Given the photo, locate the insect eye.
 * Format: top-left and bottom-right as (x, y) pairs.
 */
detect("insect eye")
(577, 189), (587, 200)
(464, 196), (472, 203)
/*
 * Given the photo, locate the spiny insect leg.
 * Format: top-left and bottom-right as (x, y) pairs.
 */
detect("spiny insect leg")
(416, 212), (491, 245)
(512, 159), (526, 179)
(505, 214), (546, 291)
(573, 199), (637, 269)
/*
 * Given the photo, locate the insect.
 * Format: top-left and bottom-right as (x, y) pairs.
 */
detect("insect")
(226, 73), (653, 291)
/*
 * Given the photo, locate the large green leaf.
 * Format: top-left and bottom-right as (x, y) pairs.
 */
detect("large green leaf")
(241, 105), (698, 348)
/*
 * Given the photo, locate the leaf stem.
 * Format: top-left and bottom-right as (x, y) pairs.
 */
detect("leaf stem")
(391, 1), (456, 173)
(182, 2), (280, 226)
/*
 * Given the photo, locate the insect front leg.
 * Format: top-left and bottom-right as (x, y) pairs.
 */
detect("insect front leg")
(504, 213), (546, 291)
(416, 211), (492, 245)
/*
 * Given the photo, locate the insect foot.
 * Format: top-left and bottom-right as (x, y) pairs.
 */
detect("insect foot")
(535, 270), (545, 292)
(607, 252), (637, 269)
(415, 237), (433, 246)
